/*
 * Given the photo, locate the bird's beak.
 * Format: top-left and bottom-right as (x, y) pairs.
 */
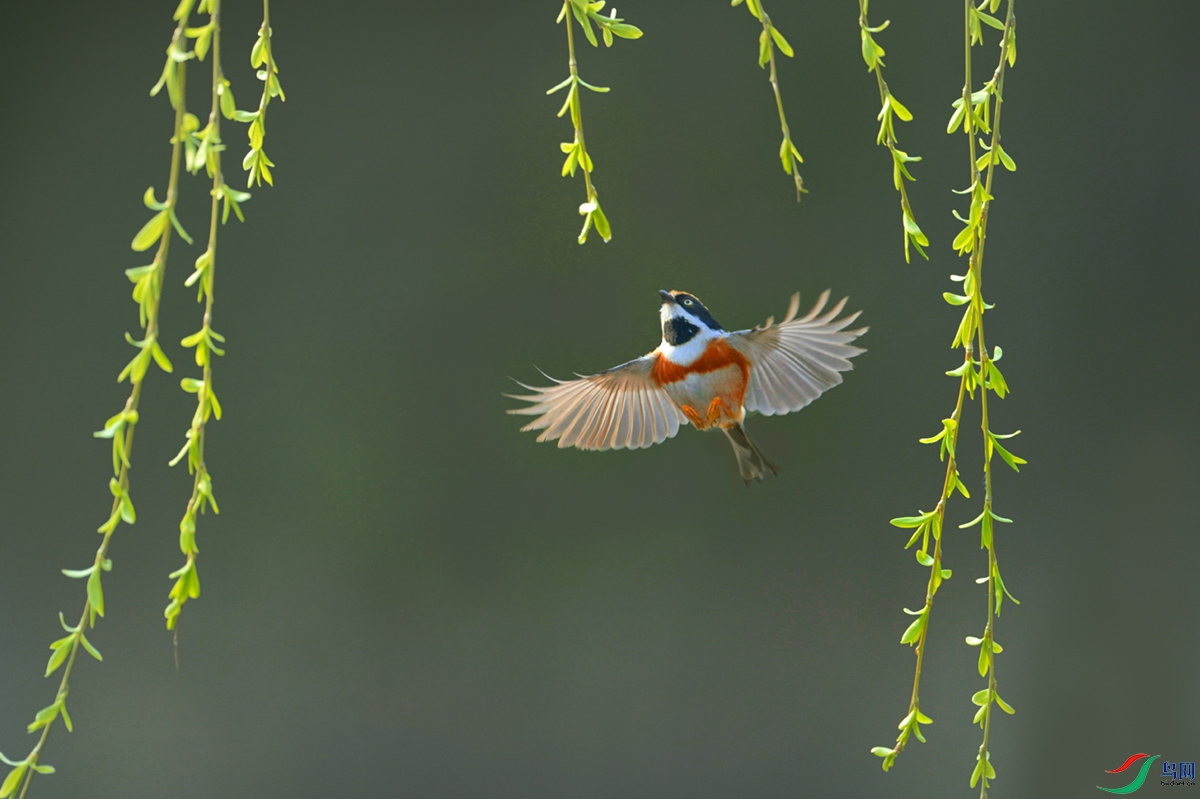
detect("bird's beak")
(659, 290), (674, 304)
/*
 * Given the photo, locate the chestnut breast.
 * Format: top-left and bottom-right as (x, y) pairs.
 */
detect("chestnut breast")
(653, 339), (750, 425)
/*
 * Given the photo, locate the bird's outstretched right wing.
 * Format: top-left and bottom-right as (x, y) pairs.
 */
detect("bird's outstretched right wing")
(507, 355), (688, 451)
(726, 290), (867, 416)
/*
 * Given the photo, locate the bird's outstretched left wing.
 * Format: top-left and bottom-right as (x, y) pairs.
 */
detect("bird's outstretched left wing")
(726, 290), (867, 416)
(507, 356), (687, 450)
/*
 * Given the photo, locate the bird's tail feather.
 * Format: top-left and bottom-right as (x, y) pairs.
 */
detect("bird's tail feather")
(722, 422), (778, 484)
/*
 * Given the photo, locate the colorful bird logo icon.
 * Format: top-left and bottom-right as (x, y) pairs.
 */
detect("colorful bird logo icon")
(1097, 753), (1160, 794)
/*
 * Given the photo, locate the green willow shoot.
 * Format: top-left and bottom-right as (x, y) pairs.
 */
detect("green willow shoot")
(870, 400), (969, 771)
(165, 0), (243, 633)
(238, 0), (284, 187)
(731, 0), (805, 200)
(0, 4), (197, 796)
(950, 0), (1020, 794)
(872, 1), (1020, 792)
(168, 0), (281, 632)
(548, 0), (641, 244)
(2, 0), (284, 793)
(857, 0), (927, 262)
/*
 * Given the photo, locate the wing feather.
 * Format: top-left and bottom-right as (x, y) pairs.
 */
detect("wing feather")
(602, 389), (623, 451)
(586, 379), (622, 451)
(559, 381), (608, 449)
(532, 383), (584, 439)
(649, 389), (668, 445)
(727, 291), (868, 417)
(642, 387), (660, 449)
(545, 382), (602, 444)
(595, 376), (627, 451)
(632, 387), (649, 450)
(611, 390), (631, 451)
(642, 387), (663, 449)
(643, 383), (662, 443)
(654, 390), (685, 441)
(508, 355), (684, 451)
(618, 390), (635, 450)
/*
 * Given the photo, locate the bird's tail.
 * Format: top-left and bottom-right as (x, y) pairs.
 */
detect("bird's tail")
(722, 422), (778, 484)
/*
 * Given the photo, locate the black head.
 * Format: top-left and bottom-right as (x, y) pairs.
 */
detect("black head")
(659, 289), (725, 333)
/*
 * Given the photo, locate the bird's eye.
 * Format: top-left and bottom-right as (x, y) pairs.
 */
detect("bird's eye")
(682, 298), (693, 306)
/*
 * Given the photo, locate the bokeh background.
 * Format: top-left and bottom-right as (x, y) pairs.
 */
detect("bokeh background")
(1, 1), (1196, 797)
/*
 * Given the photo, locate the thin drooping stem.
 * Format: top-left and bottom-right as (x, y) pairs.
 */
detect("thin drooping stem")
(875, 0), (1020, 778)
(14, 401), (138, 799)
(547, 1), (640, 243)
(729, 0), (804, 198)
(564, 9), (596, 209)
(858, 0), (926, 261)
(973, 13), (1014, 272)
(759, 5), (804, 200)
(252, 0), (274, 167)
(166, 0), (236, 634)
(189, 0), (221, 598)
(962, 1), (974, 150)
(886, 358), (970, 766)
(242, 0), (283, 188)
(968, 3), (1017, 794)
(261, 0), (272, 92)
(871, 70), (919, 258)
(9, 18), (192, 799)
(254, 0), (272, 140)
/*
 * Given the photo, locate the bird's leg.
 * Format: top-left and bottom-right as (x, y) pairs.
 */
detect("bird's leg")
(706, 396), (726, 425)
(707, 396), (739, 425)
(680, 404), (706, 428)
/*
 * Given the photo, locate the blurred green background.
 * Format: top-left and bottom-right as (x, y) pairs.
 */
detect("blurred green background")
(1, 1), (1196, 797)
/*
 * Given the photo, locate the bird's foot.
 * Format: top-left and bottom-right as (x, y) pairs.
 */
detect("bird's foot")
(681, 404), (706, 428)
(706, 396), (735, 425)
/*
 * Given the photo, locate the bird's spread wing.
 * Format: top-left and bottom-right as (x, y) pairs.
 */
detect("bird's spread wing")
(726, 290), (867, 416)
(507, 355), (688, 450)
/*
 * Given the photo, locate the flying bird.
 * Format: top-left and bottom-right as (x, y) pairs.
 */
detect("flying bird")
(508, 290), (866, 482)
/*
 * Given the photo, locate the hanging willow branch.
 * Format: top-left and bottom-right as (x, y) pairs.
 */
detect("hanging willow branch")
(166, 0), (280, 636)
(1, 0), (286, 793)
(950, 0), (1020, 793)
(873, 1), (1020, 791)
(239, 0), (284, 187)
(547, 0), (641, 244)
(731, 0), (805, 200)
(165, 0), (246, 634)
(0, 4), (196, 796)
(857, 0), (926, 261)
